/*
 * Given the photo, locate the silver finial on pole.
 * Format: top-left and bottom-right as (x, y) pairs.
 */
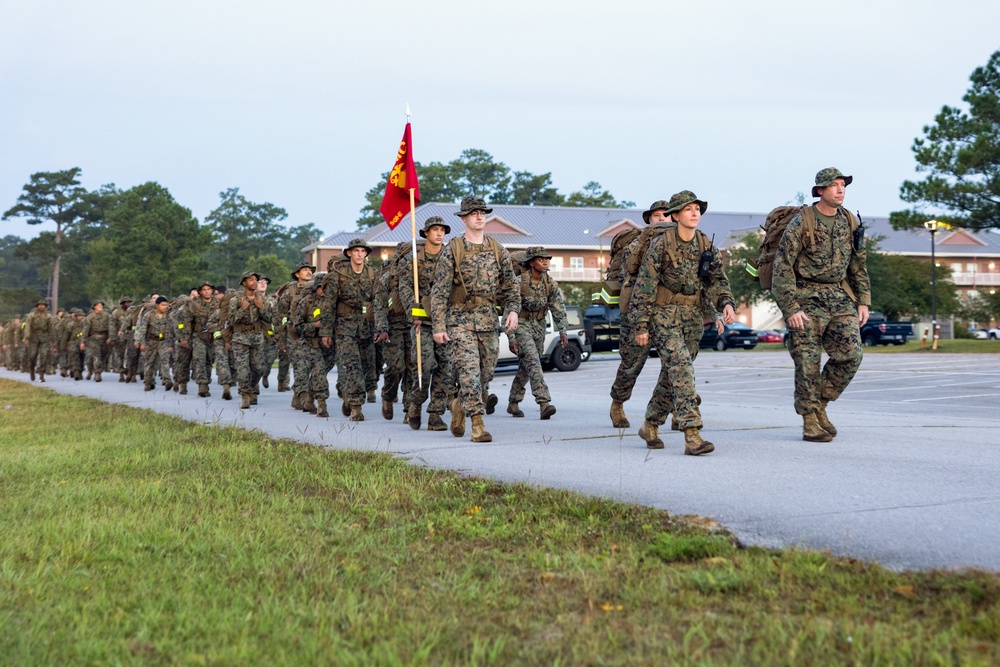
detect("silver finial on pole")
(405, 103), (411, 120)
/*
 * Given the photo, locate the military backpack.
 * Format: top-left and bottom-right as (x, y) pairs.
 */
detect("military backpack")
(619, 225), (710, 315)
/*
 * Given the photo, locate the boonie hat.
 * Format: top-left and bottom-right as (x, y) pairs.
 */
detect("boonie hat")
(454, 196), (493, 218)
(522, 246), (553, 265)
(342, 238), (372, 256)
(641, 200), (671, 224)
(665, 190), (708, 215)
(419, 216), (451, 237)
(812, 167), (853, 197)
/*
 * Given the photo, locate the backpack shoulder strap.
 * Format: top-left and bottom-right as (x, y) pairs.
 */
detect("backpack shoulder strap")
(800, 204), (817, 248)
(661, 226), (680, 268)
(841, 207), (860, 233)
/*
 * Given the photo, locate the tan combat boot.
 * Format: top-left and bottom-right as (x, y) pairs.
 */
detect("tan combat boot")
(803, 413), (833, 442)
(427, 413), (447, 431)
(684, 428), (715, 456)
(342, 400), (351, 417)
(302, 393), (316, 414)
(407, 403), (421, 430)
(316, 398), (328, 418)
(638, 421), (663, 449)
(290, 392), (302, 410)
(164, 380), (173, 391)
(382, 399), (394, 420)
(484, 392), (498, 415)
(610, 401), (630, 429)
(349, 405), (365, 422)
(198, 383), (210, 397)
(240, 394), (252, 410)
(539, 402), (556, 420)
(278, 381), (290, 392)
(179, 382), (187, 395)
(367, 389), (376, 403)
(94, 371), (102, 383)
(119, 372), (126, 382)
(507, 402), (524, 418)
(222, 384), (232, 400)
(816, 401), (837, 437)
(450, 397), (465, 438)
(470, 415), (492, 443)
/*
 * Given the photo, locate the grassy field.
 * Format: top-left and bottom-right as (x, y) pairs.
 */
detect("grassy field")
(2, 379), (998, 665)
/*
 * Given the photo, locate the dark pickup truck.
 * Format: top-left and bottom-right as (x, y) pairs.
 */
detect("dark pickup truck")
(584, 303), (621, 352)
(861, 312), (913, 347)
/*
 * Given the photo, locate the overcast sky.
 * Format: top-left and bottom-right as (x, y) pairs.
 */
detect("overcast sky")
(2, 0), (998, 242)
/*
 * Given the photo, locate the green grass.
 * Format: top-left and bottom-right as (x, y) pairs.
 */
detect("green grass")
(2, 379), (999, 665)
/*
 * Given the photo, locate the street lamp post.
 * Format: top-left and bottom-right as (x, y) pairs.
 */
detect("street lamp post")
(924, 220), (939, 347)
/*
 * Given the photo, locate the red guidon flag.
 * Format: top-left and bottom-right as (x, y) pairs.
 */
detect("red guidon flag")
(379, 122), (420, 229)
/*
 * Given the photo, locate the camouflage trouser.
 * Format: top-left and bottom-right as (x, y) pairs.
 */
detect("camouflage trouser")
(231, 341), (265, 397)
(143, 340), (172, 388)
(610, 312), (653, 402)
(290, 336), (309, 394)
(124, 335), (141, 376)
(449, 326), (499, 417)
(26, 339), (51, 375)
(191, 335), (213, 385)
(381, 322), (411, 403)
(644, 307), (702, 430)
(336, 315), (371, 407)
(362, 329), (377, 393)
(299, 336), (330, 400)
(509, 317), (550, 405)
(261, 337), (278, 382)
(645, 312), (705, 423)
(84, 335), (109, 373)
(69, 347), (85, 377)
(277, 340), (290, 387)
(213, 337), (233, 386)
(787, 292), (863, 416)
(107, 339), (124, 373)
(173, 341), (192, 384)
(408, 323), (452, 415)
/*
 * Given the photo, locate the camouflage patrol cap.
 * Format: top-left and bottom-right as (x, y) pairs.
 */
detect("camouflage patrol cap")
(196, 281), (214, 291)
(641, 200), (671, 224)
(811, 167), (853, 197)
(664, 190), (708, 215)
(342, 238), (372, 256)
(454, 196), (493, 218)
(71, 308), (84, 316)
(239, 270), (261, 283)
(120, 296), (134, 304)
(522, 246), (553, 265)
(92, 299), (105, 307)
(304, 272), (327, 291)
(419, 215), (451, 237)
(291, 262), (316, 280)
(36, 299), (47, 307)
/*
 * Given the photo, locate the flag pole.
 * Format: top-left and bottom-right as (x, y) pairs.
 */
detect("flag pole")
(407, 104), (423, 389)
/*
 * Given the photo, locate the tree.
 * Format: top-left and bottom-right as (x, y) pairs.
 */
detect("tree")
(864, 238), (959, 320)
(3, 168), (91, 311)
(891, 49), (1000, 231)
(509, 171), (565, 206)
(205, 188), (289, 287)
(565, 181), (635, 208)
(86, 182), (209, 298)
(724, 232), (770, 310)
(245, 254), (291, 288)
(448, 149), (511, 202)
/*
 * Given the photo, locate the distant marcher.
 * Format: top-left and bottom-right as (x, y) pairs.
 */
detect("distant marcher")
(81, 300), (113, 382)
(136, 296), (174, 391)
(228, 271), (273, 409)
(22, 300), (55, 382)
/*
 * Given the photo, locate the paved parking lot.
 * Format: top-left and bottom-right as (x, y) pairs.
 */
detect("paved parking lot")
(5, 349), (999, 571)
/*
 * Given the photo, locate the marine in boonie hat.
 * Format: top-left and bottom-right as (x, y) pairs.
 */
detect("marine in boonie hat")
(454, 196), (493, 218)
(291, 261), (316, 280)
(419, 215), (451, 237)
(342, 238), (372, 256)
(239, 270), (261, 283)
(664, 190), (708, 215)
(641, 199), (671, 224)
(120, 296), (134, 305)
(811, 167), (853, 197)
(522, 246), (553, 265)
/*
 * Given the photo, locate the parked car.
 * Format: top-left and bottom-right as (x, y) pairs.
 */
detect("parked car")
(860, 312), (913, 346)
(497, 304), (590, 372)
(756, 329), (784, 344)
(584, 303), (621, 353)
(988, 327), (1000, 340)
(967, 327), (989, 340)
(700, 322), (758, 351)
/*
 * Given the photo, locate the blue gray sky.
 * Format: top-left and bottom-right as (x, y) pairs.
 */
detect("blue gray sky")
(2, 0), (998, 242)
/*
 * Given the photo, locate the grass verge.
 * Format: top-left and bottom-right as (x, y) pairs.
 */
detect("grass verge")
(1, 379), (998, 665)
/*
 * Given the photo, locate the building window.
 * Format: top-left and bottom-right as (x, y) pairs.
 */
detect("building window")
(550, 256), (563, 271)
(570, 257), (584, 270)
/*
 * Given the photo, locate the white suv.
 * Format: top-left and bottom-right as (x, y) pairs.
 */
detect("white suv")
(497, 304), (590, 372)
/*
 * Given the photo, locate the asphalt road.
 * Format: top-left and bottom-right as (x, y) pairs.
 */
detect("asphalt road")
(4, 349), (999, 572)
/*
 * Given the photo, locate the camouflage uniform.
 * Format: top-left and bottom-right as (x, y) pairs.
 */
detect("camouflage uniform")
(631, 191), (734, 455)
(292, 279), (334, 407)
(108, 299), (133, 377)
(374, 250), (413, 416)
(178, 293), (218, 392)
(508, 248), (569, 410)
(169, 297), (191, 388)
(322, 242), (376, 413)
(208, 294), (234, 394)
(81, 303), (114, 377)
(23, 305), (54, 380)
(136, 307), (174, 390)
(773, 169), (870, 420)
(227, 275), (273, 402)
(67, 311), (86, 378)
(398, 231), (453, 426)
(430, 234), (520, 419)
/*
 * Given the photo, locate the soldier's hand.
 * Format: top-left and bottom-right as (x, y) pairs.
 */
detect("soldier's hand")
(559, 332), (568, 348)
(413, 319), (422, 330)
(240, 298), (250, 310)
(321, 336), (332, 348)
(858, 305), (870, 327)
(722, 304), (736, 325)
(787, 311), (810, 330)
(433, 332), (449, 344)
(636, 332), (649, 347)
(79, 343), (85, 351)
(180, 339), (189, 349)
(715, 319), (724, 335)
(374, 331), (390, 344)
(167, 347), (174, 353)
(140, 343), (146, 352)
(509, 340), (519, 355)
(504, 311), (518, 334)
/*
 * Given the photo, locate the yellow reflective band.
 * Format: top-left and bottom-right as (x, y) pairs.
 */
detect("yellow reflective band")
(411, 307), (427, 318)
(213, 331), (221, 339)
(77, 332), (83, 337)
(281, 317), (288, 325)
(313, 308), (321, 317)
(177, 323), (184, 329)
(745, 262), (759, 278)
(593, 288), (619, 305)
(362, 306), (367, 314)
(158, 333), (163, 339)
(387, 298), (393, 308)
(267, 330), (274, 335)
